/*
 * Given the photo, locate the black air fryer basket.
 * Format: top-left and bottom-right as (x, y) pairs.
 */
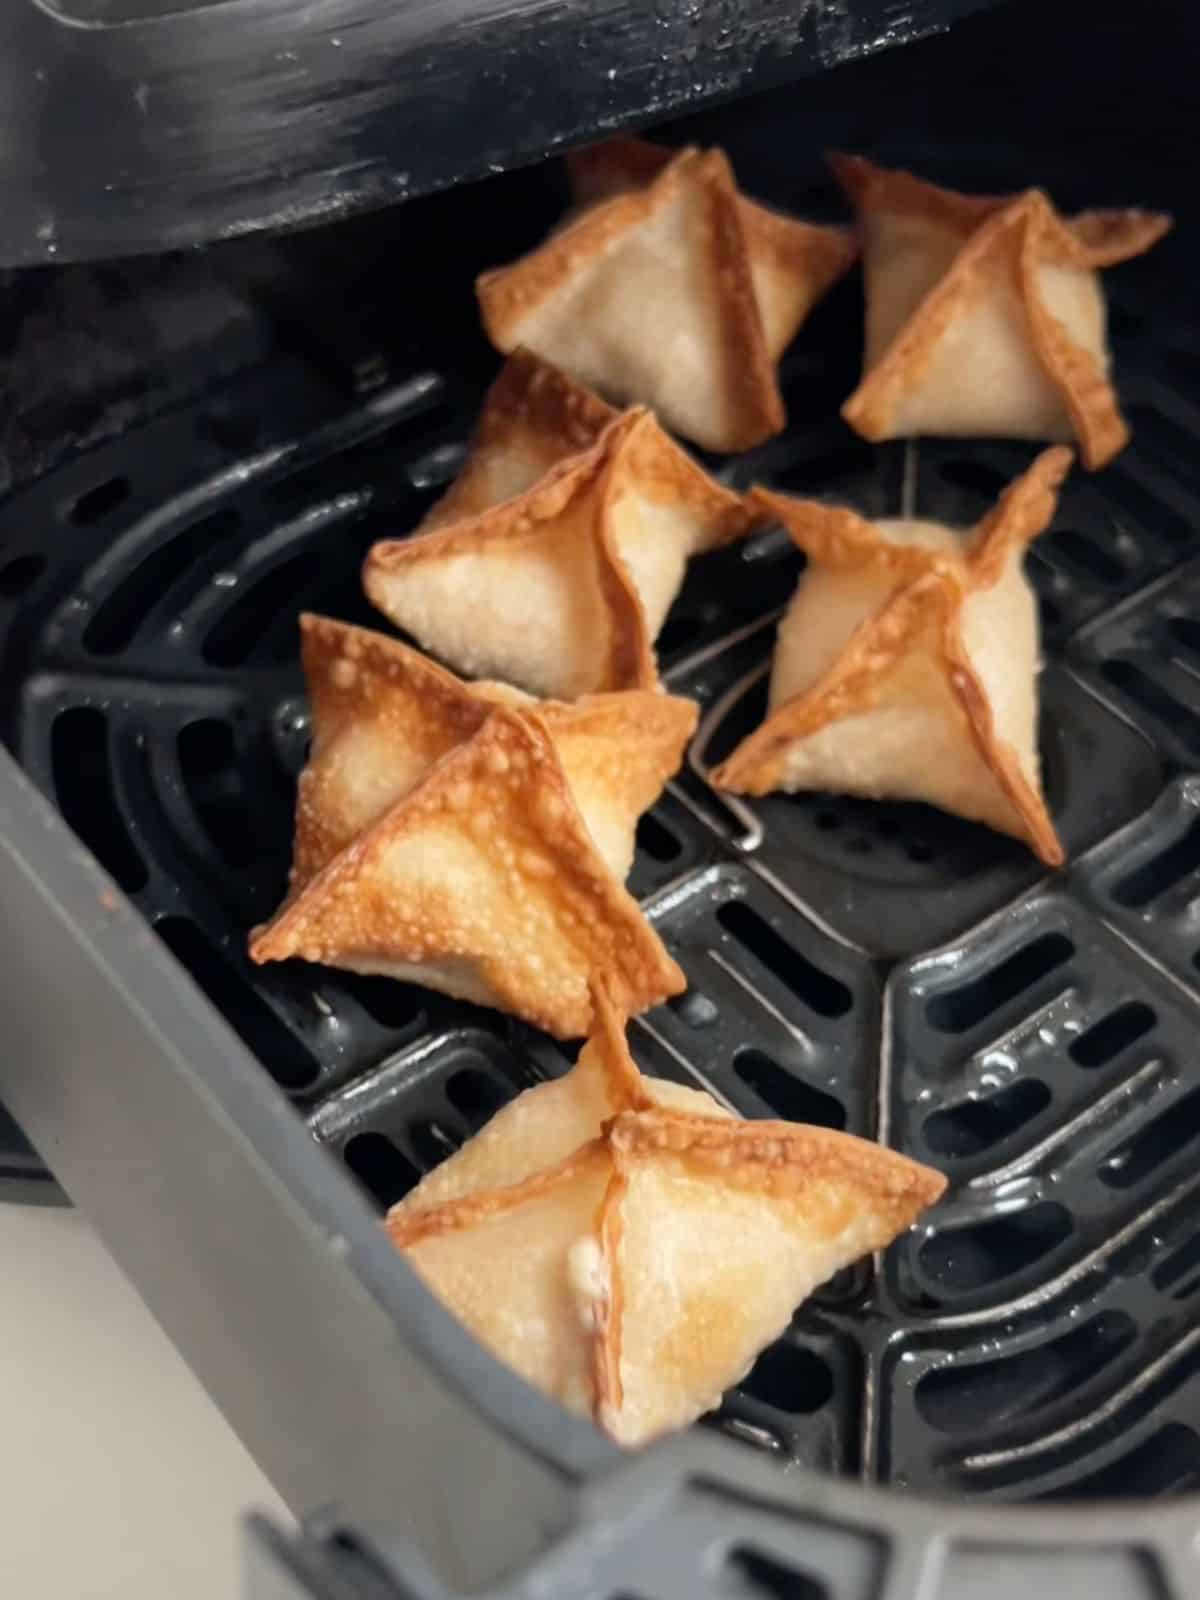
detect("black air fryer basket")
(2, 1), (1200, 1595)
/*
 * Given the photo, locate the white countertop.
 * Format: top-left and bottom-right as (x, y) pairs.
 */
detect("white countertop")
(0, 1203), (288, 1599)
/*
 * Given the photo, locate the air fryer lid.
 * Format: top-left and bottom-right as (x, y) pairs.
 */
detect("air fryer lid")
(0, 0), (995, 269)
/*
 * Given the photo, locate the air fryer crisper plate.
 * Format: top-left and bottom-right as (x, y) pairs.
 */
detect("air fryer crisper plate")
(4, 13), (1200, 1594)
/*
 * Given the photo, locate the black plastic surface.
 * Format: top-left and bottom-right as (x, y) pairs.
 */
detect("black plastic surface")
(0, 0), (998, 267)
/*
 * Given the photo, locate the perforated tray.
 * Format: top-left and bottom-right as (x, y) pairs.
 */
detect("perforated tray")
(1, 209), (1198, 1507)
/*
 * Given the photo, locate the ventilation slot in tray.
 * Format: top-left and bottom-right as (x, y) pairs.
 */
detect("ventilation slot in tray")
(408, 1120), (462, 1169)
(1041, 527), (1126, 586)
(728, 1547), (828, 1600)
(937, 459), (1009, 499)
(923, 1079), (1051, 1159)
(342, 1132), (420, 1209)
(1112, 817), (1200, 907)
(203, 551), (324, 666)
(771, 443), (873, 497)
(717, 901), (852, 1018)
(1123, 406), (1200, 485)
(1168, 615), (1200, 659)
(636, 812), (684, 863)
(918, 1203), (1073, 1296)
(177, 718), (256, 869)
(51, 707), (147, 893)
(1153, 1231), (1200, 1300)
(739, 1342), (836, 1415)
(334, 974), (426, 1032)
(69, 475), (131, 527)
(734, 1048), (846, 1130)
(656, 607), (714, 658)
(0, 553), (46, 597)
(1104, 469), (1193, 548)
(446, 1068), (513, 1130)
(1099, 1081), (1200, 1189)
(915, 1312), (1137, 1436)
(1069, 1002), (1156, 1068)
(1100, 659), (1200, 756)
(1037, 1423), (1200, 1500)
(925, 933), (1074, 1035)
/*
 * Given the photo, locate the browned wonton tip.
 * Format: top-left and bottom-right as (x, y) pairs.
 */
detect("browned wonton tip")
(712, 448), (1071, 867)
(831, 153), (1171, 470)
(568, 136), (857, 305)
(968, 442), (1074, 584)
(250, 617), (694, 1037)
(476, 139), (857, 453)
(386, 978), (946, 1446)
(481, 344), (618, 449)
(829, 152), (1171, 267)
(420, 346), (618, 533)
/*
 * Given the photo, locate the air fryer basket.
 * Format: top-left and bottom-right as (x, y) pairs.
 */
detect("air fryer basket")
(3, 2), (1200, 1595)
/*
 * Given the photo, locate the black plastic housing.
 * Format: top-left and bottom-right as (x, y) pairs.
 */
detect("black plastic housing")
(0, 0), (996, 267)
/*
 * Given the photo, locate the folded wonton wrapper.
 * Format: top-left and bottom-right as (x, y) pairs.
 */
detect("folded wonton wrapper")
(475, 139), (857, 453)
(364, 359), (756, 698)
(386, 980), (946, 1448)
(712, 447), (1071, 865)
(249, 616), (697, 1037)
(417, 346), (619, 533)
(833, 154), (1172, 469)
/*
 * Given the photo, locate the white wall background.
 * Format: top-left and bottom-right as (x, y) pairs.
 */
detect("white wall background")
(0, 1205), (288, 1599)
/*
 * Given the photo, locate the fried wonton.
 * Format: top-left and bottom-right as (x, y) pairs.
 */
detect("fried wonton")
(832, 154), (1172, 469)
(712, 447), (1071, 865)
(364, 397), (756, 699)
(387, 980), (946, 1448)
(249, 616), (697, 1037)
(475, 139), (857, 453)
